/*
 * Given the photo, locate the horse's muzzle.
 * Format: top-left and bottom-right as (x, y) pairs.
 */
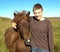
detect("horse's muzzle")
(24, 39), (31, 46)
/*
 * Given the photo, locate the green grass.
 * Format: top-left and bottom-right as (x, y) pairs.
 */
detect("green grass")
(0, 17), (11, 52)
(0, 17), (60, 52)
(49, 18), (60, 52)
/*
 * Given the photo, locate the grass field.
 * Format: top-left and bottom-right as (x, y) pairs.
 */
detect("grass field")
(0, 17), (60, 52)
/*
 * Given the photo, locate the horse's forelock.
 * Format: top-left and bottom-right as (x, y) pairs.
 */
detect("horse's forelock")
(13, 10), (30, 24)
(14, 10), (30, 17)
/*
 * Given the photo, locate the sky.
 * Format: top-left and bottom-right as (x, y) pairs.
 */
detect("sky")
(0, 0), (60, 19)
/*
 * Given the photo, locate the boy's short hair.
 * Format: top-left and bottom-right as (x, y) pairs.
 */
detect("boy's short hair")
(33, 3), (43, 12)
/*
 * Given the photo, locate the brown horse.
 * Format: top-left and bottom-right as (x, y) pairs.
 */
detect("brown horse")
(5, 11), (31, 52)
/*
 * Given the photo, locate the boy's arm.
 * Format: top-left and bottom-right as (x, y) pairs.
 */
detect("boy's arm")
(48, 21), (54, 52)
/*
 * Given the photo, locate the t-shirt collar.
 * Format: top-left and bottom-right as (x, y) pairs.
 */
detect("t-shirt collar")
(39, 17), (45, 21)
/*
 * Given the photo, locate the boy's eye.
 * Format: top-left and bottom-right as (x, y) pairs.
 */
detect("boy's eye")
(34, 13), (36, 14)
(34, 12), (41, 14)
(38, 12), (40, 13)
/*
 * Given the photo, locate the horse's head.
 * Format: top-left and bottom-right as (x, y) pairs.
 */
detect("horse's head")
(14, 11), (31, 45)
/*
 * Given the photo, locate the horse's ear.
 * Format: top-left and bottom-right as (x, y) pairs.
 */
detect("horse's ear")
(26, 11), (30, 16)
(28, 11), (30, 16)
(14, 12), (17, 17)
(14, 11), (18, 17)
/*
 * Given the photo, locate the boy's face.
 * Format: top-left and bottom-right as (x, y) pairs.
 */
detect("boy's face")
(33, 8), (43, 20)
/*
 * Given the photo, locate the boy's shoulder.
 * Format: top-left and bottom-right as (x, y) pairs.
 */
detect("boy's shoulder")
(44, 17), (50, 21)
(44, 17), (51, 24)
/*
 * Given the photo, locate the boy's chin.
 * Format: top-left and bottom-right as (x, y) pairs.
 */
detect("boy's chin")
(35, 16), (40, 21)
(36, 18), (40, 20)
